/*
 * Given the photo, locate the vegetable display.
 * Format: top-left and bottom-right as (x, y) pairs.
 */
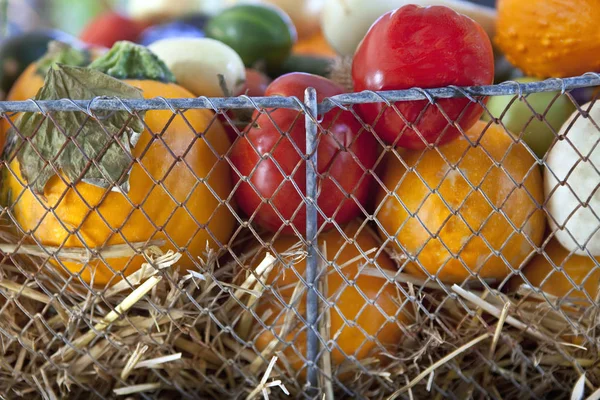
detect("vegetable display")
(483, 77), (576, 158)
(352, 5), (495, 149)
(544, 102), (600, 256)
(253, 220), (413, 373)
(230, 72), (378, 234)
(375, 121), (546, 283)
(0, 1), (599, 396)
(2, 42), (235, 285)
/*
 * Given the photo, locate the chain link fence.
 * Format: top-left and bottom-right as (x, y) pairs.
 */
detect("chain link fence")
(0, 75), (598, 399)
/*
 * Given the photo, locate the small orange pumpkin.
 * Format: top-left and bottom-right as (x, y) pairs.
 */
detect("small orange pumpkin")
(3, 42), (236, 286)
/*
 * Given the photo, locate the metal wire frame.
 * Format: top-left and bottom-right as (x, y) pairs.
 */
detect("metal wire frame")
(0, 74), (598, 114)
(0, 74), (599, 399)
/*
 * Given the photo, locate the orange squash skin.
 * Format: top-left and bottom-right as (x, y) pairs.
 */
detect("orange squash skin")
(375, 121), (546, 283)
(510, 238), (600, 303)
(496, 0), (600, 78)
(251, 221), (413, 375)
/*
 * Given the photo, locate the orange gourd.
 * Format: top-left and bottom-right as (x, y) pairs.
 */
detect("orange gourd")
(510, 238), (600, 304)
(375, 121), (546, 283)
(3, 42), (235, 286)
(496, 0), (600, 78)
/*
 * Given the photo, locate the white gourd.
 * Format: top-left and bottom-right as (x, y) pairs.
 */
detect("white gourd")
(544, 101), (600, 256)
(149, 38), (246, 97)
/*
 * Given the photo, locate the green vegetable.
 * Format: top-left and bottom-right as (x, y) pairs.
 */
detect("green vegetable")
(483, 77), (576, 158)
(205, 4), (297, 71)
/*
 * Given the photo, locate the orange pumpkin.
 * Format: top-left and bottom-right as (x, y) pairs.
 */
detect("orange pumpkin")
(496, 0), (600, 78)
(375, 121), (546, 283)
(510, 238), (600, 304)
(250, 220), (413, 376)
(3, 42), (235, 286)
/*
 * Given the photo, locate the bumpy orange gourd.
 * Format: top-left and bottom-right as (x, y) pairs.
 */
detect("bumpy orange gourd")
(3, 45), (235, 286)
(496, 0), (600, 78)
(375, 121), (546, 283)
(510, 238), (600, 304)
(252, 220), (413, 375)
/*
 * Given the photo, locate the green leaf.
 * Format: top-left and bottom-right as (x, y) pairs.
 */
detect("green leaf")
(10, 64), (145, 195)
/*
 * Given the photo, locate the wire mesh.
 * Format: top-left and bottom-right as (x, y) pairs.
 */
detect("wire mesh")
(0, 76), (598, 400)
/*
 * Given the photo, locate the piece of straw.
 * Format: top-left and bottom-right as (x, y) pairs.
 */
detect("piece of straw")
(121, 343), (148, 380)
(113, 383), (161, 396)
(54, 276), (162, 361)
(387, 333), (490, 399)
(135, 353), (182, 369)
(223, 253), (277, 313)
(586, 387), (600, 400)
(0, 281), (50, 303)
(452, 285), (551, 342)
(489, 302), (510, 357)
(246, 356), (290, 400)
(0, 240), (164, 262)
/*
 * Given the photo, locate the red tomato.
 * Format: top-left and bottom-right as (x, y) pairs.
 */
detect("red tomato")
(352, 5), (494, 149)
(80, 12), (147, 48)
(230, 72), (378, 234)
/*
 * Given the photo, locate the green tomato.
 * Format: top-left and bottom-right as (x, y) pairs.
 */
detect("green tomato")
(205, 4), (297, 71)
(483, 77), (576, 158)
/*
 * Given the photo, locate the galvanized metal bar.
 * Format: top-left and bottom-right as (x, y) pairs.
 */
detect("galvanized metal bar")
(319, 74), (600, 112)
(0, 95), (303, 113)
(0, 74), (598, 113)
(304, 87), (320, 395)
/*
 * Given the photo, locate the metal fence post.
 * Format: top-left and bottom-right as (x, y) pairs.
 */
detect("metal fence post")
(304, 87), (320, 395)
